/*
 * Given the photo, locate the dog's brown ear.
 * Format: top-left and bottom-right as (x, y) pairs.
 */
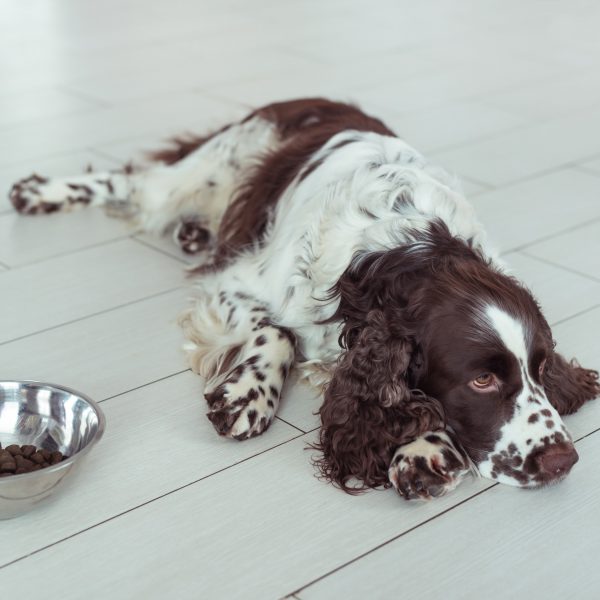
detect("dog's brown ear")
(543, 352), (600, 415)
(313, 309), (444, 492)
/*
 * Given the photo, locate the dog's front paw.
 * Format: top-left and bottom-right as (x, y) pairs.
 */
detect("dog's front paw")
(204, 362), (279, 440)
(388, 431), (470, 501)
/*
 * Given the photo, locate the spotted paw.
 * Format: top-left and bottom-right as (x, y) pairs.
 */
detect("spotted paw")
(10, 174), (95, 215)
(174, 218), (211, 254)
(204, 357), (280, 440)
(9, 174), (54, 214)
(388, 431), (470, 501)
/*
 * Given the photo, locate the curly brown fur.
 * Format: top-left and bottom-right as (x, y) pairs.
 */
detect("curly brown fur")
(313, 309), (445, 492)
(544, 353), (600, 415)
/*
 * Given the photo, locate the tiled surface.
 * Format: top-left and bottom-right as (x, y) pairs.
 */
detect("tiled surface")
(300, 434), (600, 600)
(0, 1), (599, 599)
(469, 169), (600, 252)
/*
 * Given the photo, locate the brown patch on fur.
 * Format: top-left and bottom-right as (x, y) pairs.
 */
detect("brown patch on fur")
(193, 98), (396, 272)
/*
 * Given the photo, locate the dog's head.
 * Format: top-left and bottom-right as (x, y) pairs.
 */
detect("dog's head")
(319, 222), (599, 490)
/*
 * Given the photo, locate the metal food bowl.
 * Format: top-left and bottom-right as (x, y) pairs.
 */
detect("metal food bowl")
(0, 381), (105, 519)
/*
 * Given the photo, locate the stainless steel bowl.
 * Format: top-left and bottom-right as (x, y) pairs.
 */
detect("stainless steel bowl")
(0, 381), (105, 519)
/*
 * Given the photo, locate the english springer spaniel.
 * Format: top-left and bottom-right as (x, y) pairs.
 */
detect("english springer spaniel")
(10, 98), (599, 500)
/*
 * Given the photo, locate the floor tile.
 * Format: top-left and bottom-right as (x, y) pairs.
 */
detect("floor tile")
(577, 157), (600, 175)
(348, 57), (560, 119)
(299, 433), (600, 600)
(0, 209), (133, 267)
(480, 70), (600, 121)
(0, 239), (184, 343)
(64, 49), (319, 104)
(278, 370), (321, 433)
(207, 49), (442, 110)
(0, 431), (491, 599)
(501, 251), (600, 325)
(433, 108), (600, 186)
(0, 92), (246, 168)
(0, 88), (103, 130)
(387, 100), (526, 153)
(522, 220), (600, 281)
(470, 169), (600, 252)
(0, 372), (301, 568)
(0, 289), (188, 400)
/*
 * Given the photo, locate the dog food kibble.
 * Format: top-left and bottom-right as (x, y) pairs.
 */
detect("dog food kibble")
(0, 442), (67, 477)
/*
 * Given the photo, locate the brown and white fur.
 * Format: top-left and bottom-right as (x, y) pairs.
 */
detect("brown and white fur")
(10, 98), (599, 500)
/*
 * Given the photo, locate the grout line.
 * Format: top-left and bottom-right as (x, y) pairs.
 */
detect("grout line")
(551, 303), (600, 328)
(501, 215), (600, 255)
(574, 426), (600, 443)
(289, 483), (498, 597)
(0, 286), (183, 347)
(517, 249), (600, 284)
(55, 84), (114, 109)
(0, 430), (307, 571)
(275, 416), (306, 434)
(0, 131), (164, 172)
(424, 120), (535, 157)
(0, 105), (108, 136)
(0, 231), (134, 270)
(131, 235), (190, 265)
(98, 369), (192, 404)
(459, 174), (495, 191)
(289, 427), (600, 597)
(480, 160), (600, 192)
(570, 164), (600, 179)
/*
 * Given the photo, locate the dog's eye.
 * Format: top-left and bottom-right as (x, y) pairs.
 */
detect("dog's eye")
(469, 373), (497, 391)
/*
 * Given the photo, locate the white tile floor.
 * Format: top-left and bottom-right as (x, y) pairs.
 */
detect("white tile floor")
(1, 1), (599, 598)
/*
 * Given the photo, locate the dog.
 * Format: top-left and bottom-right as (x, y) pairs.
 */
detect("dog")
(10, 98), (599, 500)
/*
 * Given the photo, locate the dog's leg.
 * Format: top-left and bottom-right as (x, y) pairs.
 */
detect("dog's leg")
(9, 117), (278, 255)
(180, 289), (295, 440)
(9, 171), (134, 215)
(388, 430), (471, 500)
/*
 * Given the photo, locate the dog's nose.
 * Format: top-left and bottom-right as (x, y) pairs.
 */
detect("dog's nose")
(535, 444), (579, 477)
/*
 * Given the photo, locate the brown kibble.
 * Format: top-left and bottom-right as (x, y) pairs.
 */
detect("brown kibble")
(30, 452), (45, 465)
(15, 455), (34, 470)
(21, 445), (35, 458)
(50, 451), (63, 465)
(0, 460), (16, 473)
(6, 444), (22, 456)
(0, 443), (68, 477)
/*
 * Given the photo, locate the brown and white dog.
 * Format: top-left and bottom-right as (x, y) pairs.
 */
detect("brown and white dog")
(10, 98), (599, 500)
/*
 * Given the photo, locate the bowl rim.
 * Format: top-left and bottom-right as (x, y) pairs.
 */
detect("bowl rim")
(0, 380), (106, 483)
